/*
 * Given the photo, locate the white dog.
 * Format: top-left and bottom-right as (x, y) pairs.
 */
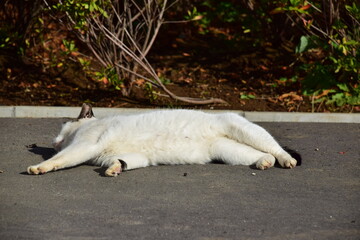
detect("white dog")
(27, 104), (297, 176)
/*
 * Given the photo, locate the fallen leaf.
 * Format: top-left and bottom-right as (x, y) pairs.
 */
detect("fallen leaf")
(193, 15), (203, 21)
(287, 106), (296, 112)
(313, 89), (333, 99)
(184, 78), (192, 83)
(60, 44), (66, 51)
(175, 38), (186, 44)
(259, 65), (269, 71)
(218, 79), (228, 83)
(134, 79), (145, 86)
(46, 84), (57, 88)
(101, 77), (109, 85)
(70, 51), (80, 57)
(300, 4), (311, 10)
(278, 92), (303, 101)
(270, 7), (284, 15)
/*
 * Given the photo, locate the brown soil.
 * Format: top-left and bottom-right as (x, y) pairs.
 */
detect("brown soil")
(0, 37), (358, 113)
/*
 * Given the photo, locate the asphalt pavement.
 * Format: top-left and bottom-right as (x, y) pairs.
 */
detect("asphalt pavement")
(0, 116), (359, 240)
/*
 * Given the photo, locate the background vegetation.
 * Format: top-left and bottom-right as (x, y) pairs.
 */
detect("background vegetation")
(0, 0), (359, 111)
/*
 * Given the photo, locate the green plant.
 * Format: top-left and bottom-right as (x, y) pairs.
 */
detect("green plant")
(240, 93), (256, 100)
(159, 76), (171, 85)
(62, 39), (78, 54)
(0, 21), (30, 56)
(276, 1), (360, 108)
(185, 6), (210, 35)
(328, 83), (360, 106)
(185, 1), (245, 36)
(311, 83), (360, 109)
(144, 82), (158, 103)
(0, 32), (19, 49)
(0, 0), (42, 55)
(50, 0), (108, 30)
(95, 66), (124, 90)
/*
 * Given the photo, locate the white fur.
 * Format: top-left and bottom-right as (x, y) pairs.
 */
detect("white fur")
(27, 108), (297, 176)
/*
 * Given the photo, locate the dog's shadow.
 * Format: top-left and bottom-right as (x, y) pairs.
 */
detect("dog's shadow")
(28, 146), (56, 160)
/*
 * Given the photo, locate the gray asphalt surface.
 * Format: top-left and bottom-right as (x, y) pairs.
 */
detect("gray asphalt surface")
(0, 118), (359, 240)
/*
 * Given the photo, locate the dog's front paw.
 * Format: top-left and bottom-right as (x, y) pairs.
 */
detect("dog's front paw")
(27, 165), (41, 175)
(27, 163), (56, 175)
(27, 165), (51, 175)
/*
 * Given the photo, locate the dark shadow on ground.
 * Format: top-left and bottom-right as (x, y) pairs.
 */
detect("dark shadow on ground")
(27, 145), (56, 160)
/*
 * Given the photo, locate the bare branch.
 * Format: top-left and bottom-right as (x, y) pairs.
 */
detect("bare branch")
(47, 0), (226, 105)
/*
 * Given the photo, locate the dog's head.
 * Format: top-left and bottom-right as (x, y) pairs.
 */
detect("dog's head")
(52, 103), (96, 151)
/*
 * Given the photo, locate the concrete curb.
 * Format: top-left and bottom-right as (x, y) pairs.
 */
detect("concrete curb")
(0, 106), (359, 123)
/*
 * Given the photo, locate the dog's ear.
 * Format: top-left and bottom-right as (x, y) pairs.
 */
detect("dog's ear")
(77, 103), (95, 119)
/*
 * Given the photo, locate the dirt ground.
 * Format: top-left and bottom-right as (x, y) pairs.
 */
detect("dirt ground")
(0, 36), (358, 113)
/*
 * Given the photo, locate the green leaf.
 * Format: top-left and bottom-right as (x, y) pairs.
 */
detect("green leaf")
(337, 83), (350, 92)
(290, 0), (301, 6)
(302, 64), (336, 95)
(329, 56), (338, 64)
(102, 9), (109, 18)
(347, 96), (360, 105)
(295, 36), (309, 53)
(240, 94), (256, 99)
(330, 93), (347, 106)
